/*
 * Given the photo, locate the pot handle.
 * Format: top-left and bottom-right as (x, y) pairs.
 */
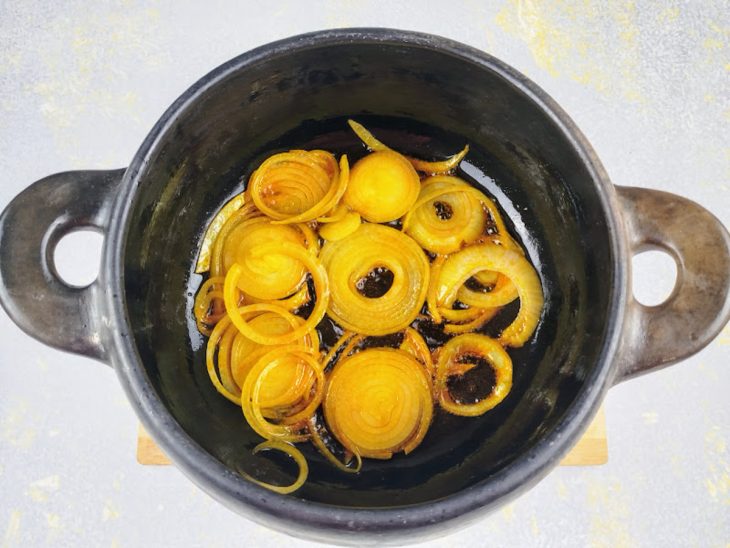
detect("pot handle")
(0, 169), (125, 364)
(614, 185), (730, 382)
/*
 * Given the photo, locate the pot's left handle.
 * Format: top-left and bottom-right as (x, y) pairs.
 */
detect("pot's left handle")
(0, 169), (126, 364)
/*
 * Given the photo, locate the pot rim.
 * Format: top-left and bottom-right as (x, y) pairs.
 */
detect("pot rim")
(105, 28), (628, 539)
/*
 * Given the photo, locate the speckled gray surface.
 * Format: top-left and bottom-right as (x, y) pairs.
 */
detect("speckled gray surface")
(1, 1), (728, 547)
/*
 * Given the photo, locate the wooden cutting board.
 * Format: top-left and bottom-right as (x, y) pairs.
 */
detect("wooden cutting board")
(137, 407), (607, 466)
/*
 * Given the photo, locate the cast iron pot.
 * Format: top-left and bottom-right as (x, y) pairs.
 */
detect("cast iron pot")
(1, 29), (729, 545)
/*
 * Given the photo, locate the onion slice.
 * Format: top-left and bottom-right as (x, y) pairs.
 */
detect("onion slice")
(320, 224), (429, 335)
(324, 348), (433, 459)
(434, 243), (543, 346)
(435, 333), (513, 416)
(241, 440), (308, 495)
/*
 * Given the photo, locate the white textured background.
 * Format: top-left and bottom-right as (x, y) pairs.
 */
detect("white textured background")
(1, 1), (728, 547)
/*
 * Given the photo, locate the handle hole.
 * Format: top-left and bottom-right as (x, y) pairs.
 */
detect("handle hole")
(53, 229), (104, 288)
(632, 250), (678, 306)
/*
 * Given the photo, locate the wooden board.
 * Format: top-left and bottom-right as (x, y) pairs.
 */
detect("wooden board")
(137, 407), (607, 466)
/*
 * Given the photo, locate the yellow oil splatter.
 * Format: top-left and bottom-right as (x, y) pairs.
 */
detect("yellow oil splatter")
(494, 0), (645, 102)
(26, 475), (60, 503)
(1, 511), (21, 548)
(110, 539), (121, 548)
(717, 324), (730, 346)
(658, 7), (679, 23)
(586, 478), (634, 548)
(556, 479), (568, 500)
(45, 514), (60, 529)
(44, 512), (62, 545)
(0, 401), (36, 450)
(704, 427), (729, 505)
(529, 514), (540, 537)
(500, 502), (516, 522)
(641, 411), (659, 425)
(102, 500), (120, 522)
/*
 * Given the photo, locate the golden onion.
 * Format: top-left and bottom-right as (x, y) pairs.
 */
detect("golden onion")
(210, 202), (265, 278)
(249, 150), (348, 223)
(223, 244), (329, 346)
(347, 119), (469, 175)
(308, 417), (362, 473)
(403, 176), (487, 254)
(241, 347), (324, 442)
(320, 223), (429, 335)
(324, 348), (433, 459)
(241, 440), (308, 495)
(229, 311), (318, 390)
(435, 333), (512, 416)
(434, 243), (543, 347)
(221, 218), (308, 300)
(344, 150), (419, 223)
(196, 194), (246, 273)
(318, 210), (361, 241)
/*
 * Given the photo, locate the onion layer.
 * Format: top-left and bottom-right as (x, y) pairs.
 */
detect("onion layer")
(347, 119), (469, 175)
(324, 348), (433, 459)
(223, 243), (329, 345)
(433, 243), (543, 347)
(241, 440), (308, 494)
(404, 176), (487, 254)
(222, 218), (308, 300)
(249, 150), (347, 223)
(320, 224), (429, 335)
(435, 333), (512, 416)
(241, 347), (324, 442)
(345, 150), (419, 223)
(196, 194), (246, 273)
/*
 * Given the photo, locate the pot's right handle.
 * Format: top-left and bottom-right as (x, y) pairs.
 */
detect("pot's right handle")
(615, 186), (730, 382)
(0, 169), (125, 364)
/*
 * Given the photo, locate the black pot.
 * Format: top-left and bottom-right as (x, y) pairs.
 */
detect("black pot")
(1, 29), (729, 545)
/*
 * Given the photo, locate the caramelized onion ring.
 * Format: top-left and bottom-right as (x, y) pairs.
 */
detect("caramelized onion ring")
(241, 347), (323, 442)
(324, 348), (433, 459)
(435, 333), (512, 416)
(345, 150), (419, 223)
(320, 224), (429, 335)
(241, 440), (308, 495)
(223, 243), (329, 345)
(434, 244), (543, 346)
(249, 150), (348, 223)
(404, 176), (487, 254)
(347, 119), (469, 175)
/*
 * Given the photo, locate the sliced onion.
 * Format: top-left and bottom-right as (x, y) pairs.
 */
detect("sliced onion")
(347, 119), (469, 175)
(400, 327), (435, 379)
(308, 417), (362, 473)
(318, 210), (361, 241)
(196, 194), (246, 273)
(210, 202), (265, 278)
(221, 219), (308, 300)
(442, 308), (499, 335)
(193, 276), (226, 335)
(435, 333), (512, 416)
(434, 243), (543, 347)
(249, 151), (349, 224)
(229, 311), (318, 391)
(224, 244), (329, 345)
(320, 224), (429, 335)
(345, 150), (420, 223)
(241, 347), (323, 442)
(404, 176), (487, 254)
(324, 348), (433, 459)
(241, 440), (308, 495)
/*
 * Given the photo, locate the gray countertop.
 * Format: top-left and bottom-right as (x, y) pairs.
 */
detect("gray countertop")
(1, 1), (728, 546)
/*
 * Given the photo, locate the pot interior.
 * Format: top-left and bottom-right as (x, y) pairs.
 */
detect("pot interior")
(122, 36), (615, 508)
